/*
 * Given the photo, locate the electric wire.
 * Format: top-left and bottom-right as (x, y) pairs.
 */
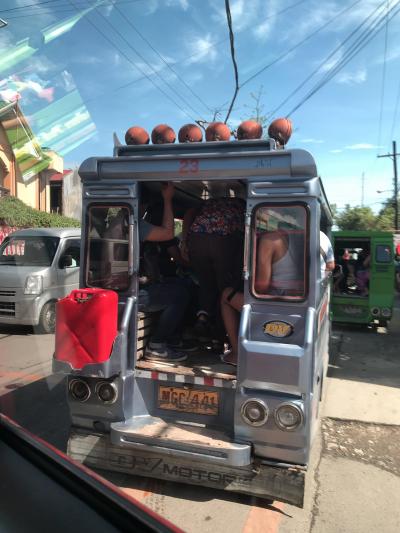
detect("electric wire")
(287, 0), (400, 117)
(240, 0), (363, 89)
(224, 0), (240, 124)
(90, 2), (205, 121)
(4, 0), (145, 19)
(285, 0), (400, 117)
(377, 0), (390, 151)
(0, 0), (61, 13)
(67, 0), (199, 122)
(390, 76), (400, 141)
(113, 3), (213, 116)
(267, 0), (390, 120)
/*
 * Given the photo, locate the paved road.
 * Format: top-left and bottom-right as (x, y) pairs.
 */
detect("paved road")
(1, 295), (399, 532)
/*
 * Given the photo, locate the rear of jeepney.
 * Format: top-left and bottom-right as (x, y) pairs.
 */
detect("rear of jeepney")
(53, 141), (330, 507)
(331, 231), (395, 326)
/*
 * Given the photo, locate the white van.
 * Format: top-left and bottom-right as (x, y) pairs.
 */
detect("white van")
(0, 227), (80, 333)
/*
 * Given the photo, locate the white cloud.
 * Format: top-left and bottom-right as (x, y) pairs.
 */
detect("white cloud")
(374, 43), (400, 65)
(253, 0), (279, 42)
(299, 138), (325, 144)
(212, 0), (260, 32)
(330, 149), (343, 153)
(281, 0), (400, 47)
(166, 0), (189, 10)
(184, 34), (218, 65)
(319, 49), (343, 73)
(345, 143), (380, 150)
(336, 68), (367, 85)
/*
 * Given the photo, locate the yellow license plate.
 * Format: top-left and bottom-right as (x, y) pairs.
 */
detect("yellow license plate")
(158, 386), (219, 415)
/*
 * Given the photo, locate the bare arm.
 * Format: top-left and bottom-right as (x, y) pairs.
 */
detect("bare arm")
(325, 260), (335, 272)
(254, 234), (275, 293)
(145, 183), (175, 242)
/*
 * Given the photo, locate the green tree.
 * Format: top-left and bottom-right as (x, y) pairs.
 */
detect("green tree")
(376, 197), (396, 231)
(334, 205), (377, 230)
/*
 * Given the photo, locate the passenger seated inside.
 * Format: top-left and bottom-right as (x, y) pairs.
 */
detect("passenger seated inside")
(332, 243), (370, 297)
(138, 183), (194, 363)
(253, 208), (306, 298)
(355, 249), (370, 296)
(220, 206), (307, 367)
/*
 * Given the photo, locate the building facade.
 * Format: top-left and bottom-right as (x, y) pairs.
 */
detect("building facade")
(0, 100), (63, 212)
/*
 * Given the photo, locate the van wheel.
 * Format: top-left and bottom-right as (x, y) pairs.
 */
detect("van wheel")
(38, 301), (56, 334)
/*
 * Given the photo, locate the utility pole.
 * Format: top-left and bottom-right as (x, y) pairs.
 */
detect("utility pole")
(377, 140), (399, 230)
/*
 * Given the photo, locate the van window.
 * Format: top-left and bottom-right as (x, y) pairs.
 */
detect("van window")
(252, 204), (307, 300)
(61, 239), (80, 268)
(86, 206), (130, 291)
(375, 244), (392, 263)
(0, 236), (60, 266)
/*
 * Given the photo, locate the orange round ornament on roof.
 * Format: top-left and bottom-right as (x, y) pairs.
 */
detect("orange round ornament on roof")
(205, 122), (231, 141)
(151, 124), (176, 144)
(125, 126), (150, 145)
(268, 117), (293, 145)
(178, 123), (203, 143)
(237, 120), (263, 140)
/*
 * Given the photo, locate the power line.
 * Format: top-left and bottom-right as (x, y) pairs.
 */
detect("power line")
(4, 0), (145, 20)
(377, 0), (390, 151)
(267, 0), (389, 120)
(224, 0), (239, 123)
(286, 0), (400, 117)
(90, 2), (205, 121)
(0, 0), (61, 13)
(240, 0), (364, 89)
(67, 0), (199, 121)
(390, 75), (400, 140)
(113, 3), (213, 116)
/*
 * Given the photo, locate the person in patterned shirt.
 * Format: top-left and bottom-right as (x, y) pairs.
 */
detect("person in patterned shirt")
(181, 196), (245, 342)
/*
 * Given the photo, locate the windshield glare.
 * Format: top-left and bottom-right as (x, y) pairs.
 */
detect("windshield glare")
(0, 236), (60, 266)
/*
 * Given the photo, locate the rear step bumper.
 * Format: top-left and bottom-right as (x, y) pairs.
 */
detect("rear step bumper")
(68, 428), (305, 507)
(111, 417), (251, 467)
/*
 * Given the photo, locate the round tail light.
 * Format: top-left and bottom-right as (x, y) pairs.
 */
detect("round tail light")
(241, 399), (269, 426)
(371, 307), (380, 317)
(96, 381), (118, 404)
(69, 379), (91, 402)
(274, 403), (303, 431)
(381, 307), (391, 318)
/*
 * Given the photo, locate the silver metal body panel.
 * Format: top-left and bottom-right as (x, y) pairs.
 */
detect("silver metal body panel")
(56, 140), (332, 504)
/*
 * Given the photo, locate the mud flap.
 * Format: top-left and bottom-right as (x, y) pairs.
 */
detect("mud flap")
(68, 430), (305, 508)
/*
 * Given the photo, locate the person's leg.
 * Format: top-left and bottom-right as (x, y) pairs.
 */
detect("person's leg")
(146, 281), (190, 343)
(210, 234), (244, 344)
(188, 233), (219, 340)
(220, 288), (244, 365)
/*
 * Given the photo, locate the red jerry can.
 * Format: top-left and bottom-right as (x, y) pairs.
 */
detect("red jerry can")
(55, 288), (118, 369)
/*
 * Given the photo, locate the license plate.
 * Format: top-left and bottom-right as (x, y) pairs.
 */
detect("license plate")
(158, 386), (219, 415)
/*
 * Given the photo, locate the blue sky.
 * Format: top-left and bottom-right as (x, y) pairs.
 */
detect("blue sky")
(1, 0), (400, 212)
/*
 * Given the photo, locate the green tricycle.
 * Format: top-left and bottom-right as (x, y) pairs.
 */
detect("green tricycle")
(331, 231), (395, 327)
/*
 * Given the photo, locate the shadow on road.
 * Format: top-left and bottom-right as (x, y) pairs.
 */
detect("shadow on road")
(0, 324), (41, 337)
(329, 294), (400, 389)
(0, 374), (70, 452)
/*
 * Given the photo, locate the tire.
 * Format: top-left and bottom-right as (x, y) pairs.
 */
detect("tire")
(38, 301), (56, 334)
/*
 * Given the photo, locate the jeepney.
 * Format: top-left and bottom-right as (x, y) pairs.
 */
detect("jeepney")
(331, 231), (395, 327)
(53, 138), (333, 507)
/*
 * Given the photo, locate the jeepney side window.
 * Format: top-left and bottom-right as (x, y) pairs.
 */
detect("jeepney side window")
(252, 204), (308, 300)
(375, 244), (392, 263)
(86, 205), (130, 291)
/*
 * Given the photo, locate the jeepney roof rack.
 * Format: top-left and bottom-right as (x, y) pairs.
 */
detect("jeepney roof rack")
(112, 135), (279, 158)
